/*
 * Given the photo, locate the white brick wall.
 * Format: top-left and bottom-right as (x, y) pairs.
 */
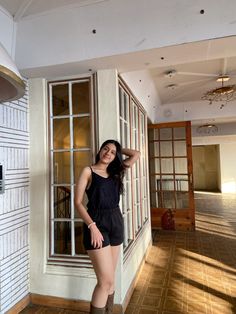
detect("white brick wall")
(0, 81), (29, 314)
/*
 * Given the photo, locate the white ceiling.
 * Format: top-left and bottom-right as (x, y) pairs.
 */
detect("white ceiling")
(1, 0), (236, 125)
(0, 0), (106, 20)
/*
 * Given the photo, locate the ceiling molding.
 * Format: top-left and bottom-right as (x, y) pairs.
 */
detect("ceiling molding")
(13, 0), (34, 22)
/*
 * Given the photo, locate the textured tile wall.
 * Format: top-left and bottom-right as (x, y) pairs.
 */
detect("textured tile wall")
(0, 80), (29, 314)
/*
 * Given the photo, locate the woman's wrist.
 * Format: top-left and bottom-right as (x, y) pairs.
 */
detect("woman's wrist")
(88, 221), (96, 229)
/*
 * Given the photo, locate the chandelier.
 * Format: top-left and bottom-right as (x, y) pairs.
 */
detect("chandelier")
(201, 76), (236, 105)
(197, 124), (218, 135)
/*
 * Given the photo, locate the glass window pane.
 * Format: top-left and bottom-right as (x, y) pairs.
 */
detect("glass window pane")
(154, 129), (159, 140)
(163, 191), (175, 208)
(73, 117), (91, 149)
(150, 158), (160, 174)
(160, 128), (172, 140)
(150, 174), (160, 191)
(160, 176), (174, 190)
(75, 193), (88, 219)
(54, 221), (71, 254)
(148, 129), (154, 141)
(175, 158), (187, 173)
(151, 192), (159, 208)
(161, 158), (173, 173)
(74, 151), (91, 183)
(53, 118), (70, 149)
(127, 211), (133, 241)
(124, 93), (129, 121)
(72, 81), (90, 114)
(176, 192), (189, 209)
(174, 141), (187, 156)
(150, 142), (159, 157)
(54, 186), (71, 218)
(160, 141), (172, 156)
(124, 123), (129, 147)
(52, 84), (69, 116)
(175, 175), (189, 191)
(53, 152), (70, 184)
(174, 127), (186, 139)
(75, 221), (87, 255)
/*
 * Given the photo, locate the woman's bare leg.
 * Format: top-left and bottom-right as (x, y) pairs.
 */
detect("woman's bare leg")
(88, 246), (115, 308)
(109, 245), (121, 294)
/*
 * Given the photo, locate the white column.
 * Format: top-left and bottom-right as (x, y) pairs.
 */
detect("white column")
(97, 69), (120, 146)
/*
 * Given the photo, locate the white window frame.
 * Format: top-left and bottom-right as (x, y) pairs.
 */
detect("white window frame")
(48, 76), (95, 264)
(118, 79), (149, 256)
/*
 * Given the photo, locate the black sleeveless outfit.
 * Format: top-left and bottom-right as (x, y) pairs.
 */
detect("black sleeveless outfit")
(83, 167), (124, 250)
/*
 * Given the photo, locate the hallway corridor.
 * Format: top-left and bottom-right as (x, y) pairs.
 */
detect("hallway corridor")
(21, 192), (236, 314)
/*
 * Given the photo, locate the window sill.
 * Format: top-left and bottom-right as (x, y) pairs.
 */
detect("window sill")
(44, 262), (95, 278)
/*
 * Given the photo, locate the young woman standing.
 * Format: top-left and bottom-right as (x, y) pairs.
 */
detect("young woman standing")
(75, 139), (140, 314)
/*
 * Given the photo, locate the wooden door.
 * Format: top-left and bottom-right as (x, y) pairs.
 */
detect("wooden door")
(148, 121), (195, 231)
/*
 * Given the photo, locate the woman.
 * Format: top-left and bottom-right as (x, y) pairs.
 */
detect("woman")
(75, 139), (140, 314)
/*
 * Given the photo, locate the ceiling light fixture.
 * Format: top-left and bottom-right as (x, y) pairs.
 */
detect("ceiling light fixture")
(201, 76), (236, 105)
(0, 43), (25, 102)
(197, 124), (218, 135)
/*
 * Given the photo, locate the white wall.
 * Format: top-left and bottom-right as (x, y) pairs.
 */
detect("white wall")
(121, 70), (161, 123)
(219, 143), (236, 193)
(15, 0), (236, 71)
(121, 224), (151, 302)
(0, 82), (29, 313)
(192, 135), (236, 193)
(0, 5), (16, 57)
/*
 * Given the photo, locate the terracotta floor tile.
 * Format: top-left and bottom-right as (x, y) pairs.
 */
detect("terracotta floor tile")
(186, 302), (208, 314)
(137, 308), (158, 314)
(163, 297), (184, 312)
(145, 286), (163, 296)
(141, 295), (161, 308)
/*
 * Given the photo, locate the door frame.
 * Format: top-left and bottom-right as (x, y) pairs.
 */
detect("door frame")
(148, 121), (195, 231)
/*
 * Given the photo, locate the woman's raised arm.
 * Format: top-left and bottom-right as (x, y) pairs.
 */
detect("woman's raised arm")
(122, 148), (140, 168)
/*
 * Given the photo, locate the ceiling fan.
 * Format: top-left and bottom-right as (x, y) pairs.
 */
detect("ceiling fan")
(162, 58), (236, 106)
(164, 58), (236, 82)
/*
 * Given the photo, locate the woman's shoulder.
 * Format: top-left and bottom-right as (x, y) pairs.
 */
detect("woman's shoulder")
(80, 166), (93, 178)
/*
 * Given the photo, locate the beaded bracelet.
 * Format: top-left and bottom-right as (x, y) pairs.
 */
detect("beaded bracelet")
(88, 222), (96, 229)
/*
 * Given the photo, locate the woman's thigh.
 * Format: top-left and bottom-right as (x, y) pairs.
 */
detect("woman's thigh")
(88, 246), (115, 283)
(110, 244), (121, 271)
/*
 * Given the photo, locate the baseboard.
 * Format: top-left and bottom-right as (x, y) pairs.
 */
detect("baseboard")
(31, 293), (123, 313)
(31, 293), (90, 312)
(6, 294), (30, 314)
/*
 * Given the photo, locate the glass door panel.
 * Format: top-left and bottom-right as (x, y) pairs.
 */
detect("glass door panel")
(174, 141), (187, 156)
(160, 141), (172, 156)
(148, 121), (195, 231)
(174, 158), (188, 173)
(161, 158), (173, 173)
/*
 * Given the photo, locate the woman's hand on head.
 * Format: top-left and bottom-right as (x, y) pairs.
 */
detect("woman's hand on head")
(89, 224), (104, 249)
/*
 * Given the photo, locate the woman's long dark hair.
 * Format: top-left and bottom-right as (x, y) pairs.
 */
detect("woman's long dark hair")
(95, 139), (126, 194)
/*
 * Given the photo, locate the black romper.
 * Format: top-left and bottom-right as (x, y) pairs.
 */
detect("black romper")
(83, 167), (124, 250)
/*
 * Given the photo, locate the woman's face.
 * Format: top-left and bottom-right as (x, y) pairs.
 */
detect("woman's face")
(99, 143), (117, 164)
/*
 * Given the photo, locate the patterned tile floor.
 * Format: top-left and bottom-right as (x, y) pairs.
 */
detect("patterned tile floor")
(21, 192), (236, 314)
(126, 192), (236, 314)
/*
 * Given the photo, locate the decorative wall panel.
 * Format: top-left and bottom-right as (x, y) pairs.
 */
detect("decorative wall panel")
(0, 80), (29, 313)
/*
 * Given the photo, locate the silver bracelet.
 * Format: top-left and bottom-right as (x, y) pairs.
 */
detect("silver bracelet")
(88, 222), (96, 229)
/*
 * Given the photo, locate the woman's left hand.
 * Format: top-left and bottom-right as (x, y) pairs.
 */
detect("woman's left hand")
(89, 224), (104, 249)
